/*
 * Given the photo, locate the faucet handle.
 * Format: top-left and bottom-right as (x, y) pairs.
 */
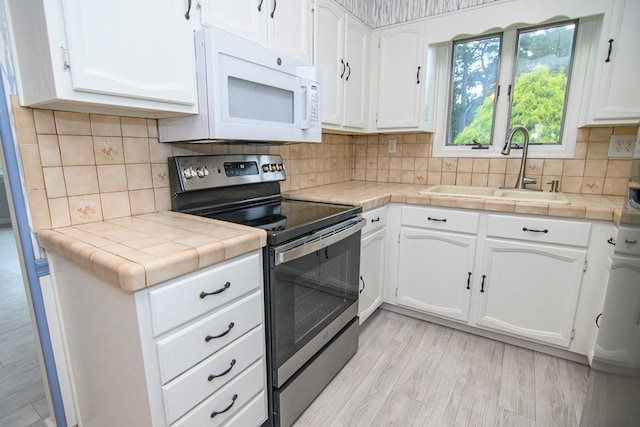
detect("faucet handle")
(523, 177), (537, 185)
(547, 180), (560, 192)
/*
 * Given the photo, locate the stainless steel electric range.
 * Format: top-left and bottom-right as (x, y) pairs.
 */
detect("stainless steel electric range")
(168, 154), (363, 426)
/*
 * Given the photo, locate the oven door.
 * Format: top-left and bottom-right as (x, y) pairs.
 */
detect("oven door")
(268, 217), (364, 388)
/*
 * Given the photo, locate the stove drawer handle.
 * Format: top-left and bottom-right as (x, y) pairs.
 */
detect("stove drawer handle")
(200, 282), (231, 299)
(275, 218), (365, 265)
(205, 322), (235, 342)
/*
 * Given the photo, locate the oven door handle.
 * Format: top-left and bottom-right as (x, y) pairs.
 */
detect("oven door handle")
(275, 218), (365, 265)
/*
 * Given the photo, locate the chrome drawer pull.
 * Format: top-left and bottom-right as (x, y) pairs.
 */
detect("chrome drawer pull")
(625, 239), (637, 245)
(370, 217), (380, 223)
(210, 394), (238, 418)
(522, 227), (548, 233)
(200, 282), (231, 299)
(205, 322), (235, 342)
(208, 359), (237, 382)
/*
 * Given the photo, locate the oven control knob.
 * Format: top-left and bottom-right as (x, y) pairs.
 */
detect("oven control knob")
(183, 167), (195, 179)
(277, 163), (284, 171)
(262, 164), (270, 173)
(269, 164), (277, 172)
(196, 166), (209, 178)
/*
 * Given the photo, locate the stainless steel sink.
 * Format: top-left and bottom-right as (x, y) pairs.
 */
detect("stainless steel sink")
(420, 185), (570, 204)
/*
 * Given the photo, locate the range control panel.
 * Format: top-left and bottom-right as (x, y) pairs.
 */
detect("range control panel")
(169, 154), (286, 193)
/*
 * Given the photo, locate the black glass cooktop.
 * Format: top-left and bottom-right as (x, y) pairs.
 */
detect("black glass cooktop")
(199, 198), (361, 245)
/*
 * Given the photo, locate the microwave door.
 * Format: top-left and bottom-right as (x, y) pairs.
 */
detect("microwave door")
(217, 54), (307, 141)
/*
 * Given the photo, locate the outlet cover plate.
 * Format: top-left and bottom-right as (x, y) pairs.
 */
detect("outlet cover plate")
(608, 134), (635, 158)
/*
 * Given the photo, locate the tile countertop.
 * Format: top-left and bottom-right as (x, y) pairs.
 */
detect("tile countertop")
(36, 182), (636, 293)
(284, 181), (631, 223)
(36, 211), (266, 293)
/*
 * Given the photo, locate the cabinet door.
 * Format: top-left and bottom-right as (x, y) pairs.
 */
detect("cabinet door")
(359, 227), (386, 324)
(376, 22), (425, 129)
(592, 254), (640, 367)
(199, 0), (267, 46)
(316, 0), (345, 126)
(268, 0), (313, 63)
(397, 228), (476, 322)
(343, 16), (368, 129)
(476, 238), (586, 347)
(61, 0), (196, 105)
(584, 0), (640, 124)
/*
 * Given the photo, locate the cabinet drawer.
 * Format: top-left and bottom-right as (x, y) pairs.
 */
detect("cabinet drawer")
(163, 326), (264, 424)
(172, 359), (265, 427)
(401, 206), (480, 234)
(157, 291), (263, 383)
(149, 252), (261, 336)
(487, 214), (591, 247)
(362, 206), (388, 235)
(615, 226), (640, 256)
(220, 391), (267, 427)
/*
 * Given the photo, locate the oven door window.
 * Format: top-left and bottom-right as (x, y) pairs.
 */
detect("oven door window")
(272, 230), (359, 370)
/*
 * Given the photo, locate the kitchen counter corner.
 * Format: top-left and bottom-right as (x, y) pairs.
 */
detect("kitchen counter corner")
(37, 211), (267, 292)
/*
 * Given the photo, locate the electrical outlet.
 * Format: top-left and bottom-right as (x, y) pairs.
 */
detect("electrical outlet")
(388, 139), (397, 153)
(608, 135), (635, 158)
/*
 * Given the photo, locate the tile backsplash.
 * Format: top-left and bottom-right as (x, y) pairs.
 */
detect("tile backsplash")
(9, 97), (634, 232)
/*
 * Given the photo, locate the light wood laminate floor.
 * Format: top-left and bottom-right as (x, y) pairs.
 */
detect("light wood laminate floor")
(294, 309), (589, 427)
(0, 226), (49, 426)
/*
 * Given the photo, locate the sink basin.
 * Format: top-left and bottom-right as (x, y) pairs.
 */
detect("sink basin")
(420, 185), (570, 204)
(421, 185), (497, 197)
(497, 189), (570, 203)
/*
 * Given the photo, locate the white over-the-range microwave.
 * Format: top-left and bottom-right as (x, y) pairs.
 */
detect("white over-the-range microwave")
(158, 27), (321, 144)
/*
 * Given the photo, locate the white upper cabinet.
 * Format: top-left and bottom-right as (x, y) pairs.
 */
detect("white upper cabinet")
(581, 0), (640, 125)
(316, 0), (368, 130)
(7, 0), (198, 117)
(375, 21), (427, 130)
(200, 0), (313, 63)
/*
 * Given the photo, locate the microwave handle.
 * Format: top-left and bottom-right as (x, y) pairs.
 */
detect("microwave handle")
(300, 79), (314, 130)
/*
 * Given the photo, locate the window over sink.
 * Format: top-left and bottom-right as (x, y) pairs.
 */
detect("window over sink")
(432, 17), (599, 158)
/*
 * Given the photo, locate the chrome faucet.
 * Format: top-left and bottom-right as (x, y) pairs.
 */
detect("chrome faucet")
(501, 126), (537, 190)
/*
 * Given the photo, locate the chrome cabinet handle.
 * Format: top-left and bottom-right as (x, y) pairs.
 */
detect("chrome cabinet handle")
(345, 62), (351, 81)
(205, 322), (235, 342)
(340, 59), (346, 79)
(607, 237), (616, 246)
(370, 217), (380, 223)
(625, 239), (637, 245)
(257, 0), (264, 11)
(359, 275), (365, 294)
(200, 282), (231, 299)
(466, 272), (471, 290)
(210, 394), (238, 418)
(416, 66), (421, 84)
(270, 0), (276, 18)
(480, 275), (486, 293)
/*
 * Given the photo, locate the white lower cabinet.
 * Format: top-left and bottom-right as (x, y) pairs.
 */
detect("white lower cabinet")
(396, 207), (479, 323)
(591, 225), (640, 369)
(475, 238), (587, 347)
(47, 250), (267, 426)
(359, 207), (387, 323)
(394, 205), (595, 350)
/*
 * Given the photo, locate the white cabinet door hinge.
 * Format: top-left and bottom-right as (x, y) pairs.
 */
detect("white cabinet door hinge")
(395, 287), (398, 297)
(397, 234), (400, 244)
(583, 260), (588, 272)
(570, 329), (576, 340)
(60, 47), (70, 69)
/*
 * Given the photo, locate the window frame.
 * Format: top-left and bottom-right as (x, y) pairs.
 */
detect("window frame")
(431, 16), (599, 159)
